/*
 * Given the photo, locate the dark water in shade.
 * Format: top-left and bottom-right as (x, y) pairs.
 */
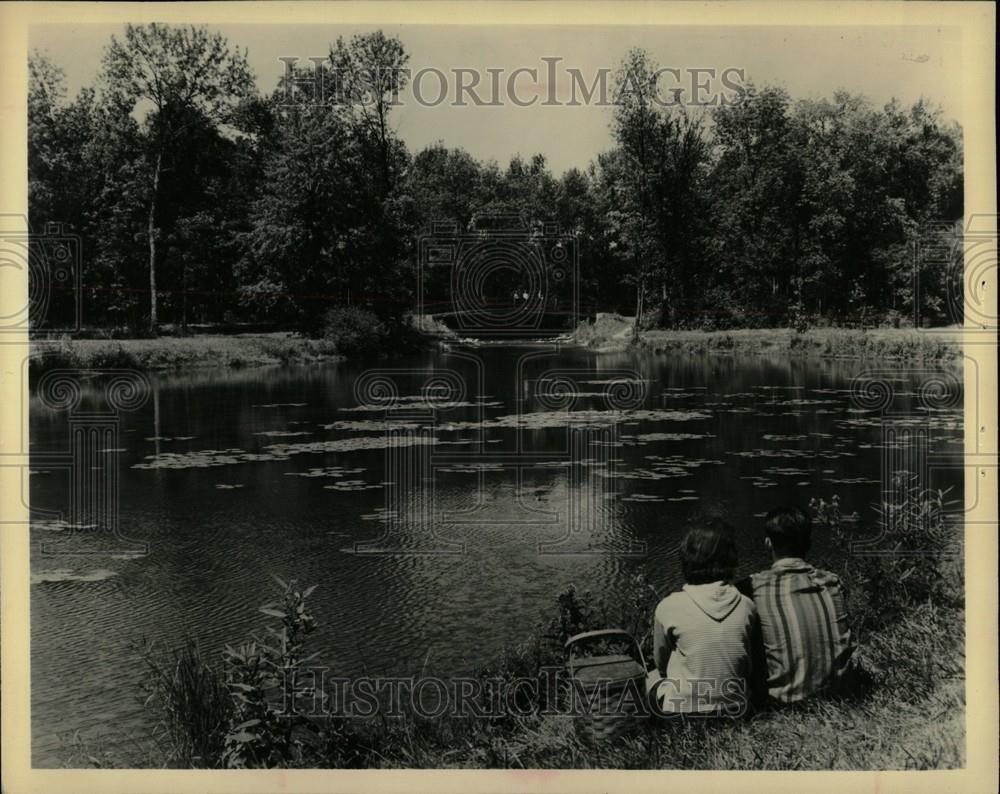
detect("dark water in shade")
(28, 344), (964, 766)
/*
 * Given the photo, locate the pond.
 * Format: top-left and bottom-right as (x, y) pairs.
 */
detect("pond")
(28, 343), (964, 765)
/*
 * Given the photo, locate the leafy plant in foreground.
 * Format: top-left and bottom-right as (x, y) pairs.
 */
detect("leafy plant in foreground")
(222, 576), (322, 768)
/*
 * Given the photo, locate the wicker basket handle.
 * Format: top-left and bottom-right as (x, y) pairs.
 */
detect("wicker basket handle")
(564, 628), (635, 650)
(565, 628), (647, 673)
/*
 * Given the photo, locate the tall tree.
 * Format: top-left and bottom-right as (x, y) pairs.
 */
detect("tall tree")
(609, 49), (711, 334)
(327, 32), (413, 319)
(408, 143), (485, 230)
(28, 52), (114, 328)
(710, 85), (797, 322)
(611, 49), (660, 338)
(100, 23), (254, 332)
(240, 96), (365, 329)
(27, 51), (68, 231)
(329, 31), (410, 197)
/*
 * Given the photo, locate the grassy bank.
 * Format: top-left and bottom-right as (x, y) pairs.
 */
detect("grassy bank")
(29, 313), (456, 376)
(30, 334), (344, 375)
(571, 313), (963, 362)
(30, 316), (962, 377)
(110, 487), (964, 771)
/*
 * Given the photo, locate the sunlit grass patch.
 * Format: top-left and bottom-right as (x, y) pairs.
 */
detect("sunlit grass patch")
(571, 319), (962, 363)
(31, 334), (343, 375)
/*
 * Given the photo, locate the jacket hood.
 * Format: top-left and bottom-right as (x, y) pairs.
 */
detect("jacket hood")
(682, 581), (742, 621)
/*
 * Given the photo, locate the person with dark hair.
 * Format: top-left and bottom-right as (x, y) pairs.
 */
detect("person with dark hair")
(647, 518), (758, 716)
(743, 506), (854, 704)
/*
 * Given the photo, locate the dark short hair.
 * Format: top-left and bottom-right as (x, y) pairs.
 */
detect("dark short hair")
(763, 506), (812, 557)
(680, 519), (738, 584)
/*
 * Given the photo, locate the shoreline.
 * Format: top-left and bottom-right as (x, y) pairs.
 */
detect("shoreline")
(30, 323), (963, 377)
(28, 333), (345, 376)
(569, 315), (963, 363)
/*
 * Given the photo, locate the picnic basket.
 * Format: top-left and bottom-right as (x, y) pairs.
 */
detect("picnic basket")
(564, 628), (649, 745)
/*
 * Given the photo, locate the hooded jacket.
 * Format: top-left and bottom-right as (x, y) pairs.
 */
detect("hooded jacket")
(651, 581), (758, 714)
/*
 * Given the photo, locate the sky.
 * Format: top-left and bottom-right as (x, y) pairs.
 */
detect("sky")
(31, 23), (963, 175)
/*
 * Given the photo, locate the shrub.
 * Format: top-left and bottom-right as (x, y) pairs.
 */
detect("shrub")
(810, 483), (962, 685)
(320, 306), (388, 357)
(140, 577), (331, 769)
(639, 307), (662, 331)
(222, 576), (323, 768)
(408, 313), (456, 338)
(140, 638), (233, 768)
(87, 344), (139, 369)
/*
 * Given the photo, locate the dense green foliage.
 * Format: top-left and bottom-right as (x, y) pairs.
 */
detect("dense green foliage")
(29, 27), (963, 335)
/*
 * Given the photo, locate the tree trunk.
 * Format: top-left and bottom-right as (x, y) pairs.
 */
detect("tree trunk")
(632, 273), (645, 344)
(181, 261), (188, 335)
(147, 148), (162, 335)
(378, 100), (391, 197)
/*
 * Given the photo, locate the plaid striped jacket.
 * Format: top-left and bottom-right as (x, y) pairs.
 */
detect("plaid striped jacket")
(747, 558), (854, 703)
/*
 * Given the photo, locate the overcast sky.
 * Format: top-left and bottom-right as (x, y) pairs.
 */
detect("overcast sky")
(31, 23), (962, 175)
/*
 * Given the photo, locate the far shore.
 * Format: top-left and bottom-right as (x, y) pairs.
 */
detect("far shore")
(29, 333), (344, 375)
(28, 321), (963, 376)
(568, 314), (963, 363)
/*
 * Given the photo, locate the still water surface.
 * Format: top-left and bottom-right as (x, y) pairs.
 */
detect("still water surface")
(29, 344), (963, 765)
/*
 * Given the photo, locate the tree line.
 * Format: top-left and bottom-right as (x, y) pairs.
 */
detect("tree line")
(28, 25), (964, 335)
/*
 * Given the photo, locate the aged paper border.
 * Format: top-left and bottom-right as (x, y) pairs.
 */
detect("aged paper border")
(1, 2), (996, 792)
